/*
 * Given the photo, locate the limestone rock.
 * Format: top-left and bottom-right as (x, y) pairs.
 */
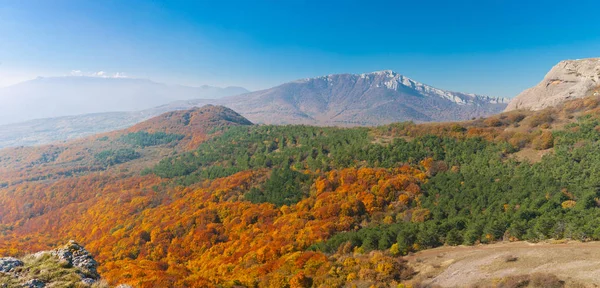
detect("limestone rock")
(0, 257), (23, 273)
(51, 240), (100, 280)
(81, 278), (96, 285)
(506, 58), (600, 111)
(22, 279), (45, 288)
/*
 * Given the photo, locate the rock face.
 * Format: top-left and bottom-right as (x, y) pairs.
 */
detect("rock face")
(51, 240), (100, 280)
(506, 58), (600, 111)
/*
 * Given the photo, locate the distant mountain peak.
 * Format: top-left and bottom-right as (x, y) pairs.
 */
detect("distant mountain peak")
(291, 71), (508, 105)
(0, 76), (249, 125)
(360, 69), (396, 78)
(224, 70), (510, 126)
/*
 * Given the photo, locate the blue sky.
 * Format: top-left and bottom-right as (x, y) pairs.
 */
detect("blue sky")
(1, 0), (600, 97)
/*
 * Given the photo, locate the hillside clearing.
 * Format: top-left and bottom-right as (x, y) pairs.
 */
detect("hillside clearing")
(406, 241), (600, 287)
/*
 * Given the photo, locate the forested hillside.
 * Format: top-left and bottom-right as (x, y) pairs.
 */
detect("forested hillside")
(2, 97), (600, 287)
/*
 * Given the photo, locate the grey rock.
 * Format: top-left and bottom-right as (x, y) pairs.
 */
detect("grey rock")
(51, 240), (99, 280)
(31, 251), (50, 259)
(0, 257), (23, 272)
(116, 285), (134, 288)
(22, 279), (45, 288)
(81, 278), (96, 285)
(506, 58), (600, 111)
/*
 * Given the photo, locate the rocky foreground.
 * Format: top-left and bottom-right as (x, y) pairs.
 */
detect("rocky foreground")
(0, 241), (128, 288)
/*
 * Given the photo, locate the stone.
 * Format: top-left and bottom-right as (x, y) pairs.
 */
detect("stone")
(0, 257), (23, 273)
(22, 279), (45, 288)
(51, 240), (99, 279)
(81, 278), (96, 285)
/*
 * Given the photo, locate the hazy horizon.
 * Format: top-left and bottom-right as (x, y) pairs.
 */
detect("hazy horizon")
(2, 0), (600, 98)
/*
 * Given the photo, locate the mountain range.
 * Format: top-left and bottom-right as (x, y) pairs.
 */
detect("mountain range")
(223, 70), (508, 125)
(0, 71), (508, 148)
(0, 76), (248, 125)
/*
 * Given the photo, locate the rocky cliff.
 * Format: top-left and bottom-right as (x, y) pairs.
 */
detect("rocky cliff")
(506, 58), (600, 111)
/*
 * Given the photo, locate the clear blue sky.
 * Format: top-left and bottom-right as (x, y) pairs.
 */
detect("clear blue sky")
(1, 0), (600, 97)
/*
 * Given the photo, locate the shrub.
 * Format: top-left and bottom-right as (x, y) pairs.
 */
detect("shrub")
(94, 148), (140, 166)
(484, 117), (503, 127)
(506, 112), (526, 124)
(561, 200), (577, 209)
(445, 229), (463, 246)
(450, 124), (466, 133)
(532, 131), (555, 150)
(121, 131), (184, 147)
(527, 110), (554, 128)
(245, 166), (310, 206)
(498, 275), (530, 288)
(508, 132), (531, 149)
(529, 273), (564, 288)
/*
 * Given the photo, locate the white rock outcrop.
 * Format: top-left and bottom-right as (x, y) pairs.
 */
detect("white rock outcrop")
(506, 58), (600, 111)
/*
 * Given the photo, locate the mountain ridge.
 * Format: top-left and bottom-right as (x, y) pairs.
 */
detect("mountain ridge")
(293, 70), (508, 105)
(0, 70), (508, 148)
(224, 70), (509, 125)
(0, 76), (249, 125)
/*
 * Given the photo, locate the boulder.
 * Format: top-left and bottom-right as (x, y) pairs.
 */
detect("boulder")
(0, 257), (23, 273)
(51, 240), (99, 279)
(22, 279), (45, 288)
(81, 278), (96, 285)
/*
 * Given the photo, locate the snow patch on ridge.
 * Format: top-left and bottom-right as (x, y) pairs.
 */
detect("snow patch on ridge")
(291, 70), (509, 105)
(363, 70), (509, 105)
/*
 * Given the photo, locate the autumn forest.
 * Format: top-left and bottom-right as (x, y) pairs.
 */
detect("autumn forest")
(3, 98), (600, 287)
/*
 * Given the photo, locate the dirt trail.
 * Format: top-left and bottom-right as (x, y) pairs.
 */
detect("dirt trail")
(405, 241), (600, 287)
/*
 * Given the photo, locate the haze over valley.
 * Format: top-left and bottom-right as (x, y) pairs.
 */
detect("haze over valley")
(0, 70), (510, 148)
(0, 76), (248, 125)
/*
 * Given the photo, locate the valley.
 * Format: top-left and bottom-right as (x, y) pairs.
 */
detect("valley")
(0, 70), (507, 149)
(1, 91), (600, 286)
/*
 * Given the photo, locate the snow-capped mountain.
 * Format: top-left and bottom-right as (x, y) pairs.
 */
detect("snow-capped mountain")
(0, 70), (509, 148)
(224, 70), (509, 125)
(298, 70), (508, 105)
